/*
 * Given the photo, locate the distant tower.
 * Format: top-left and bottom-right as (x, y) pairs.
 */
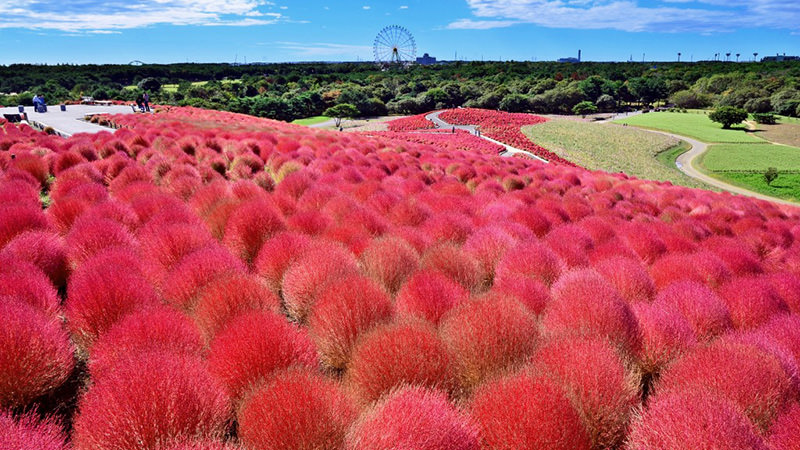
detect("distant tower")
(578, 49), (581, 62)
(754, 52), (758, 62)
(677, 52), (681, 62)
(726, 52), (731, 62)
(736, 53), (740, 62)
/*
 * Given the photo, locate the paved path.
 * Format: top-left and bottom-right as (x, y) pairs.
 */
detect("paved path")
(425, 111), (548, 163)
(308, 118), (337, 128)
(1, 104), (139, 137)
(637, 128), (799, 207)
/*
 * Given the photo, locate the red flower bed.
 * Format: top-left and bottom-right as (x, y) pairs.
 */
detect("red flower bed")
(385, 113), (435, 132)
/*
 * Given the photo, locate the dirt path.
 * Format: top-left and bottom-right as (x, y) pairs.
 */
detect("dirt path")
(425, 111), (548, 163)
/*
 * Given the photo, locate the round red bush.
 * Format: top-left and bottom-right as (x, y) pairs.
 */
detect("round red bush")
(717, 276), (789, 329)
(238, 368), (356, 450)
(494, 239), (564, 287)
(420, 243), (482, 293)
(542, 268), (640, 352)
(470, 372), (592, 450)
(545, 224), (594, 268)
(625, 390), (768, 450)
(0, 411), (68, 450)
(528, 336), (640, 450)
(163, 244), (247, 311)
(252, 231), (313, 296)
(492, 275), (551, 315)
(649, 251), (731, 290)
(768, 273), (800, 315)
(360, 235), (420, 295)
(72, 352), (231, 450)
(631, 301), (696, 376)
(0, 259), (60, 318)
(440, 296), (538, 392)
(89, 306), (204, 381)
(346, 320), (456, 405)
(395, 270), (469, 325)
(593, 256), (656, 303)
(1, 231), (69, 288)
(769, 403), (800, 450)
(222, 199), (286, 266)
(307, 274), (394, 370)
(0, 300), (74, 409)
(656, 340), (795, 430)
(192, 272), (280, 341)
(138, 221), (214, 276)
(654, 281), (733, 341)
(207, 310), (318, 404)
(0, 205), (48, 248)
(66, 216), (138, 269)
(462, 226), (516, 288)
(345, 386), (479, 450)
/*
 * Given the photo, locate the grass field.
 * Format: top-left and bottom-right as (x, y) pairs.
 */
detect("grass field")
(614, 111), (762, 143)
(700, 143), (800, 171)
(704, 172), (800, 202)
(523, 120), (704, 188)
(292, 116), (331, 126)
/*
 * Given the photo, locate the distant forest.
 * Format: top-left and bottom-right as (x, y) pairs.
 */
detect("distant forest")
(2, 60), (799, 121)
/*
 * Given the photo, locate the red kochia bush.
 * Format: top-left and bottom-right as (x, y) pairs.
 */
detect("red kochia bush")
(769, 273), (800, 315)
(649, 251), (731, 290)
(307, 274), (394, 370)
(395, 270), (469, 325)
(137, 221), (214, 275)
(360, 235), (420, 295)
(421, 243), (483, 293)
(1, 231), (69, 288)
(238, 368), (356, 450)
(0, 259), (61, 318)
(253, 231), (313, 296)
(494, 239), (564, 287)
(625, 390), (768, 450)
(65, 251), (160, 350)
(470, 372), (592, 450)
(717, 276), (789, 329)
(71, 352), (230, 450)
(345, 386), (479, 450)
(192, 272), (281, 341)
(656, 340), (795, 430)
(346, 320), (456, 405)
(492, 275), (551, 315)
(282, 240), (360, 322)
(222, 199), (286, 266)
(542, 268), (640, 352)
(529, 337), (640, 450)
(0, 205), (48, 248)
(163, 244), (247, 311)
(769, 403), (800, 450)
(654, 281), (733, 341)
(631, 302), (696, 376)
(0, 301), (74, 409)
(89, 307), (204, 381)
(593, 256), (656, 303)
(0, 411), (68, 450)
(65, 217), (138, 269)
(440, 297), (538, 392)
(207, 310), (318, 404)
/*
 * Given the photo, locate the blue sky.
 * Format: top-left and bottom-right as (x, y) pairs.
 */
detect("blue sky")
(0, 0), (798, 64)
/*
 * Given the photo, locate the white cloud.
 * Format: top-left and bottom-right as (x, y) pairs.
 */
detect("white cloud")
(450, 0), (800, 33)
(275, 41), (372, 58)
(399, 5), (409, 9)
(0, 0), (287, 32)
(363, 5), (371, 9)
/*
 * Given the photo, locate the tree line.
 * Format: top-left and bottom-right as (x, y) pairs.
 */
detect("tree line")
(1, 60), (799, 121)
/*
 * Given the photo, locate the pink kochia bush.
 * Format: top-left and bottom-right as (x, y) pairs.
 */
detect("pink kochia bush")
(0, 411), (69, 450)
(0, 300), (74, 409)
(360, 235), (420, 295)
(72, 352), (231, 450)
(345, 386), (480, 450)
(395, 269), (469, 325)
(1, 231), (69, 288)
(769, 403), (800, 450)
(238, 368), (356, 450)
(470, 372), (592, 450)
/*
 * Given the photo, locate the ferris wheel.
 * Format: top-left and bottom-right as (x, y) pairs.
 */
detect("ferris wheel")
(373, 25), (417, 65)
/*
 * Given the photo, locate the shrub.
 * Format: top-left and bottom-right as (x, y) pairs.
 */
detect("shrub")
(360, 236), (420, 295)
(207, 310), (317, 404)
(593, 256), (656, 303)
(238, 368), (356, 450)
(492, 275), (551, 315)
(625, 390), (768, 450)
(65, 217), (138, 269)
(546, 224), (594, 268)
(470, 372), (592, 450)
(494, 240), (564, 287)
(1, 231), (69, 288)
(346, 320), (456, 404)
(649, 251), (731, 289)
(528, 337), (641, 450)
(753, 112), (777, 125)
(440, 296), (538, 392)
(0, 259), (61, 318)
(252, 231), (313, 296)
(345, 386), (479, 450)
(717, 276), (789, 329)
(138, 222), (214, 276)
(0, 411), (68, 450)
(394, 270), (469, 325)
(162, 244), (247, 311)
(222, 199), (286, 266)
(89, 306), (204, 381)
(769, 403), (800, 450)
(631, 302), (696, 376)
(192, 272), (281, 341)
(307, 274), (394, 370)
(71, 352), (230, 450)
(542, 268), (640, 352)
(0, 301), (74, 409)
(709, 106), (748, 129)
(420, 243), (482, 292)
(654, 281), (733, 340)
(65, 251), (160, 350)
(281, 240), (360, 322)
(0, 205), (48, 248)
(656, 340), (794, 430)
(462, 226), (516, 289)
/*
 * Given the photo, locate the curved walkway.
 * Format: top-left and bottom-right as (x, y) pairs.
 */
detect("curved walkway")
(640, 128), (799, 207)
(425, 111), (548, 163)
(1, 104), (138, 137)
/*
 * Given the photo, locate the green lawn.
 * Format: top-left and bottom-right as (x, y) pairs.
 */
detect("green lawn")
(700, 143), (800, 171)
(705, 172), (800, 202)
(614, 111), (762, 143)
(291, 116), (331, 126)
(523, 120), (704, 188)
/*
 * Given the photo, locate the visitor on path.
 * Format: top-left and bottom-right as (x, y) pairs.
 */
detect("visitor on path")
(135, 95), (145, 112)
(143, 92), (150, 112)
(32, 95), (47, 113)
(452, 126), (455, 133)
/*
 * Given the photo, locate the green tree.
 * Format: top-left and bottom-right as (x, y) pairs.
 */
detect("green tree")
(764, 167), (778, 186)
(324, 103), (359, 127)
(709, 106), (748, 129)
(137, 77), (162, 93)
(572, 101), (598, 117)
(499, 94), (530, 112)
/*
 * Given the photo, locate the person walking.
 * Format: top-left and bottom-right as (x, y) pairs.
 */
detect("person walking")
(143, 92), (150, 112)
